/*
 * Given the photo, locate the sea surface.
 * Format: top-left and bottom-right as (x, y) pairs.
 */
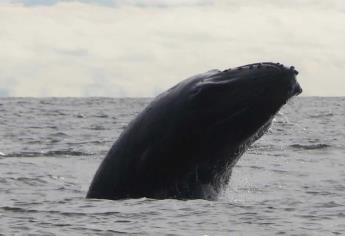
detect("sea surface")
(0, 97), (344, 236)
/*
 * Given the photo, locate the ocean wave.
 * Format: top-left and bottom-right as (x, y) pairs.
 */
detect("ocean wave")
(1, 206), (86, 216)
(27, 126), (58, 129)
(8, 177), (48, 186)
(43, 110), (67, 116)
(0, 150), (94, 157)
(51, 132), (69, 137)
(1, 206), (123, 217)
(308, 113), (334, 118)
(94, 114), (109, 118)
(289, 143), (331, 150)
(88, 125), (107, 130)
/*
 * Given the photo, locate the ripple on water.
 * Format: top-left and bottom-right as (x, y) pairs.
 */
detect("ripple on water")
(0, 150), (93, 157)
(289, 143), (331, 150)
(0, 97), (344, 235)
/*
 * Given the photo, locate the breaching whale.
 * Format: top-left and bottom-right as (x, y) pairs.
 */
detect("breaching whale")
(87, 62), (302, 200)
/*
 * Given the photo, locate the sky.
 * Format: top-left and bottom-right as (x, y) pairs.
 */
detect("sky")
(0, 0), (344, 97)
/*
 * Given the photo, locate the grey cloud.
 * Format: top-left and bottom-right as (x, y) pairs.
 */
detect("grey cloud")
(217, 0), (345, 10)
(53, 48), (89, 57)
(0, 88), (9, 97)
(83, 76), (127, 97)
(1, 0), (344, 96)
(116, 0), (212, 7)
(8, 0), (212, 7)
(8, 0), (344, 10)
(12, 0), (59, 6)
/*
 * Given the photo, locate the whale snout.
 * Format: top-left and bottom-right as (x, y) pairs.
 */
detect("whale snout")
(261, 63), (302, 100)
(285, 66), (302, 98)
(293, 81), (303, 96)
(234, 62), (303, 101)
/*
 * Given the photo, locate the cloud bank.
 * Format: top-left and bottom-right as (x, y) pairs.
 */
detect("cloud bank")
(0, 0), (344, 96)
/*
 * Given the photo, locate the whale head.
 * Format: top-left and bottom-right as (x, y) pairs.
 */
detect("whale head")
(188, 62), (302, 116)
(176, 62), (302, 161)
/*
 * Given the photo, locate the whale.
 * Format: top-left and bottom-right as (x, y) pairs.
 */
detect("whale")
(87, 62), (302, 200)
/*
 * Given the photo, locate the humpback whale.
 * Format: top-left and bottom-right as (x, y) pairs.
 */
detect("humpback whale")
(87, 62), (302, 200)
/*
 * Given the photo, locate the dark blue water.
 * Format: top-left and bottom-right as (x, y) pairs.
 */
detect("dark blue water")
(0, 97), (344, 235)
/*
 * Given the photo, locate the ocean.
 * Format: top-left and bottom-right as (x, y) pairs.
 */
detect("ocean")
(0, 97), (344, 235)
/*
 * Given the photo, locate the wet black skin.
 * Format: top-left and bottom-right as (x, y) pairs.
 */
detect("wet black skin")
(87, 62), (302, 200)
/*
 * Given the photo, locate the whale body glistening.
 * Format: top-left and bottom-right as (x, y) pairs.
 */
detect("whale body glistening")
(87, 62), (302, 200)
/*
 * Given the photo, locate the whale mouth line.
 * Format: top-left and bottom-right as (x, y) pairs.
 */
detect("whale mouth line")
(294, 82), (303, 95)
(290, 81), (303, 98)
(207, 107), (249, 130)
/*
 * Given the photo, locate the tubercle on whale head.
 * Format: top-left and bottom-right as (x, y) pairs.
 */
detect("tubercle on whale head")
(182, 62), (303, 154)
(224, 62), (299, 76)
(187, 62), (302, 118)
(226, 62), (302, 97)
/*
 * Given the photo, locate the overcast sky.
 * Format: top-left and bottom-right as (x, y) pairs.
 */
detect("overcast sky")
(0, 0), (344, 97)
